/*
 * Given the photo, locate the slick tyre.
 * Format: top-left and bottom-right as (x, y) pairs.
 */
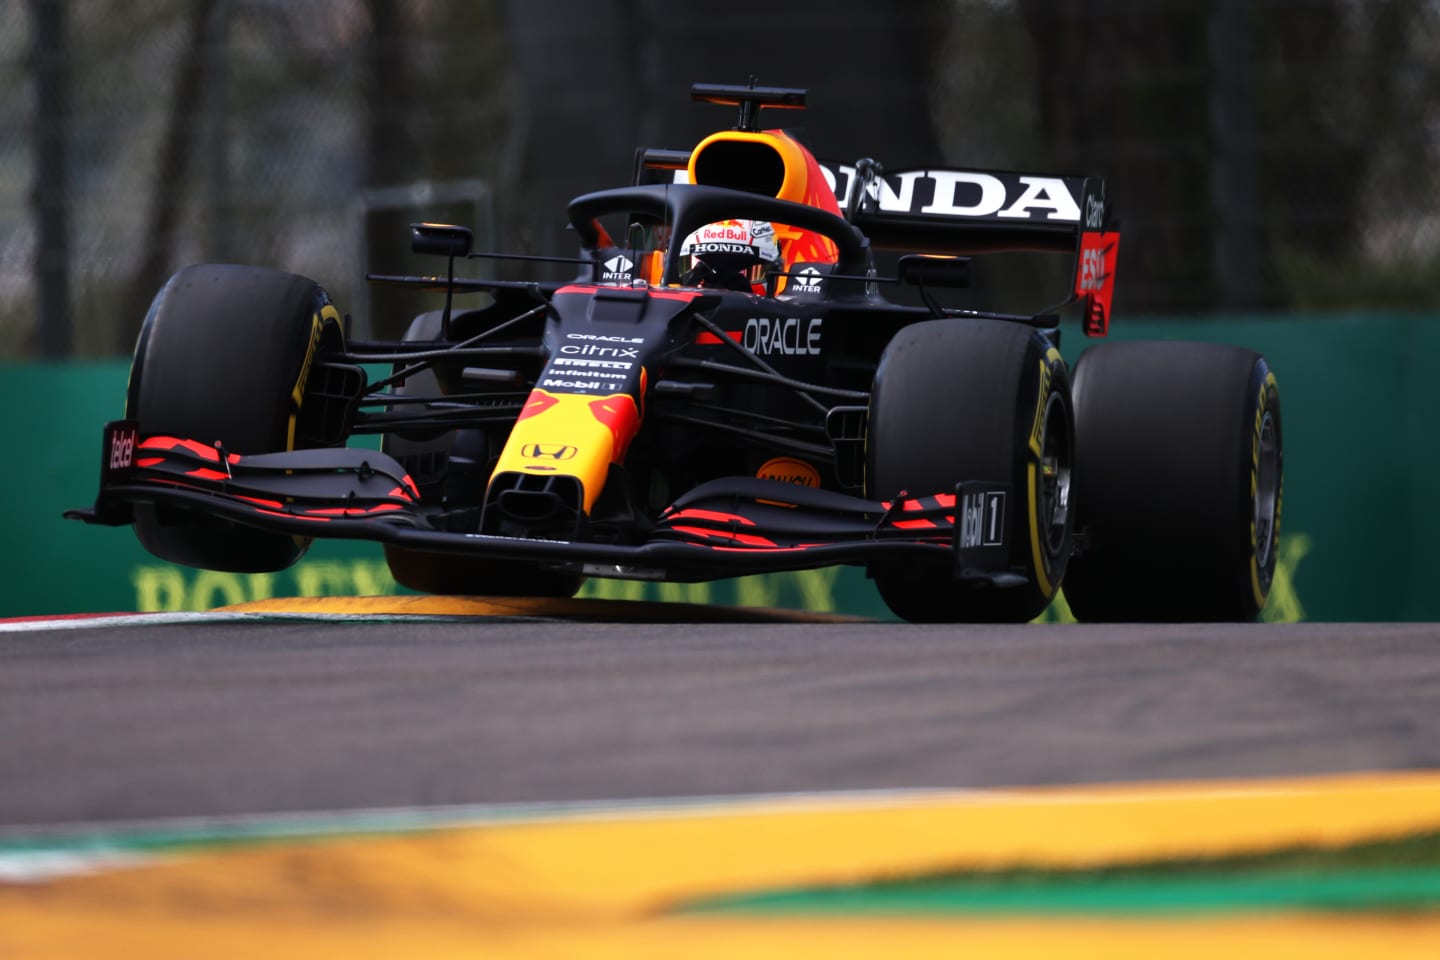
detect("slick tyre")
(866, 319), (1074, 623)
(1064, 341), (1283, 622)
(128, 264), (342, 572)
(381, 312), (583, 598)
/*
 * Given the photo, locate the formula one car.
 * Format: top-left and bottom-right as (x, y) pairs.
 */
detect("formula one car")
(69, 82), (1283, 622)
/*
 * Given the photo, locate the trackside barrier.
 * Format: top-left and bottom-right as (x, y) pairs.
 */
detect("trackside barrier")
(4, 313), (1432, 621)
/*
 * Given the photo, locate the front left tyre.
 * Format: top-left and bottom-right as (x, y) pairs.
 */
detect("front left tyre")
(128, 263), (342, 572)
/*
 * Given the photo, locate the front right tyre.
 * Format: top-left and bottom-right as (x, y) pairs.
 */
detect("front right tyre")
(865, 319), (1074, 623)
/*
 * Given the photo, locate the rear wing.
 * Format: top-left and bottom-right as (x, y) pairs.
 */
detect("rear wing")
(634, 149), (1120, 336)
(833, 162), (1119, 336)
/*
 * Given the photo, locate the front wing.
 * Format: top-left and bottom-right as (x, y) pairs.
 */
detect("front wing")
(67, 421), (1022, 585)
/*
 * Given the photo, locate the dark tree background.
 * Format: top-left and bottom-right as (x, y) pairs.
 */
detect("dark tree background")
(6, 0), (1438, 355)
(503, 0), (946, 255)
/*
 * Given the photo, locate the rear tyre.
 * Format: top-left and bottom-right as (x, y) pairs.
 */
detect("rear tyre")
(1063, 341), (1283, 622)
(381, 311), (583, 598)
(128, 264), (342, 573)
(866, 319), (1074, 623)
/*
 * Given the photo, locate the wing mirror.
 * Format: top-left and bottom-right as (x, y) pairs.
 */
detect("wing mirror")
(410, 223), (472, 340)
(410, 222), (473, 258)
(897, 254), (971, 289)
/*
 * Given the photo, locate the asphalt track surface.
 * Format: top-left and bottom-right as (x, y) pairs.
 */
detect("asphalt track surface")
(3, 614), (1439, 828)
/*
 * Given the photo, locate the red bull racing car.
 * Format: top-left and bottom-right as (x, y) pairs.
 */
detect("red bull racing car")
(69, 83), (1283, 622)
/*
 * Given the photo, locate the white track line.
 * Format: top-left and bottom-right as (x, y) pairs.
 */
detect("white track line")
(0, 611), (524, 632)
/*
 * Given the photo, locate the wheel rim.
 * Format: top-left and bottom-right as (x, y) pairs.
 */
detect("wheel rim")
(1254, 410), (1279, 568)
(1039, 392), (1074, 557)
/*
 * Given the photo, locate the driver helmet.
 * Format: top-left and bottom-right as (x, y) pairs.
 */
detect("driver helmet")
(678, 219), (782, 293)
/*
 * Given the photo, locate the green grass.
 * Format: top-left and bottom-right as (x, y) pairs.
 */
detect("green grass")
(683, 831), (1440, 917)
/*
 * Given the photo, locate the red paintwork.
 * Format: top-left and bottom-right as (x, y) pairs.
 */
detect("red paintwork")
(588, 395), (642, 462)
(517, 392), (561, 423)
(665, 508), (757, 526)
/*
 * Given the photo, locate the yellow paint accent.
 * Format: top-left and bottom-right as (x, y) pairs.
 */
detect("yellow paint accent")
(5, 771), (1440, 959)
(218, 594), (864, 623)
(1026, 461), (1053, 597)
(491, 391), (634, 513)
